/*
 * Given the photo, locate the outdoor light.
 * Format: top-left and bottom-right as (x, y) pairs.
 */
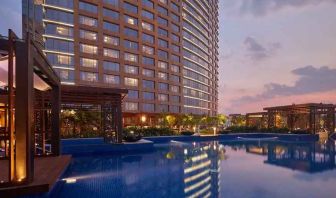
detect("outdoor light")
(141, 115), (147, 123)
(213, 127), (217, 136)
(184, 149), (188, 155)
(63, 178), (77, 184)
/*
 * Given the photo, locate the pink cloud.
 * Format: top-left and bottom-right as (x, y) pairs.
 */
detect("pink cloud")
(223, 90), (336, 114)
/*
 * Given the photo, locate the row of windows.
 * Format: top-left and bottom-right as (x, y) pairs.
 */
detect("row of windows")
(183, 87), (209, 100)
(183, 106), (209, 115)
(183, 69), (209, 84)
(183, 10), (208, 34)
(183, 78), (209, 92)
(130, 92), (180, 102)
(183, 50), (208, 68)
(125, 102), (180, 113)
(76, 73), (180, 92)
(183, 30), (209, 52)
(79, 59), (179, 80)
(182, 1), (208, 27)
(78, 14), (181, 42)
(184, 97), (209, 108)
(183, 39), (209, 61)
(183, 59), (209, 76)
(78, 43), (180, 63)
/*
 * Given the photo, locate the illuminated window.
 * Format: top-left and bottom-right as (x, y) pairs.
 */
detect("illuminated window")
(158, 72), (168, 80)
(79, 15), (97, 27)
(80, 29), (97, 40)
(124, 65), (138, 74)
(158, 61), (168, 69)
(124, 77), (138, 86)
(80, 58), (97, 68)
(104, 35), (119, 45)
(124, 15), (138, 25)
(142, 22), (154, 31)
(80, 71), (98, 82)
(104, 74), (120, 84)
(124, 53), (138, 62)
(57, 55), (71, 65)
(80, 43), (97, 54)
(142, 45), (154, 55)
(104, 48), (119, 58)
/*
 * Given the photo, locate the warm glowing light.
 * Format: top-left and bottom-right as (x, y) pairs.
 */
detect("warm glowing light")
(187, 184), (211, 198)
(140, 115), (147, 123)
(184, 149), (188, 155)
(184, 170), (209, 183)
(63, 178), (77, 183)
(184, 176), (211, 193)
(213, 127), (217, 135)
(184, 160), (211, 174)
(191, 153), (208, 162)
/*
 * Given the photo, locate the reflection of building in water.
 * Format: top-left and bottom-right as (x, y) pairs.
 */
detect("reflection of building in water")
(246, 144), (268, 156)
(182, 142), (223, 198)
(265, 141), (336, 173)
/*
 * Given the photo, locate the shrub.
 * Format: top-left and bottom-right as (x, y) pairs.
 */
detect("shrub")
(123, 127), (142, 142)
(123, 127), (176, 137)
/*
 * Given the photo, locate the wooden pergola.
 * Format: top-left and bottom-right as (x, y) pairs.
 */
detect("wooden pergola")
(246, 112), (268, 129)
(264, 103), (336, 134)
(60, 85), (127, 143)
(0, 30), (60, 185)
(0, 30), (128, 187)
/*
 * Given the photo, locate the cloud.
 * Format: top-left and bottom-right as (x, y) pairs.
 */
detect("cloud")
(232, 66), (336, 105)
(222, 0), (336, 17)
(244, 37), (281, 61)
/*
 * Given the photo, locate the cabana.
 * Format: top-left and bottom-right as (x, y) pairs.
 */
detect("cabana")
(264, 103), (336, 135)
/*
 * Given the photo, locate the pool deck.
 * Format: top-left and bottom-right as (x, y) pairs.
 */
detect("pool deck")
(0, 155), (71, 197)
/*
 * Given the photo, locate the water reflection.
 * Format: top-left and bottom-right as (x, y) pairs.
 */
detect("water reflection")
(57, 139), (336, 198)
(225, 140), (336, 173)
(168, 141), (225, 198)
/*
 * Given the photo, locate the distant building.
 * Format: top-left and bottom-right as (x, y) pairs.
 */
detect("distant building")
(245, 103), (336, 134)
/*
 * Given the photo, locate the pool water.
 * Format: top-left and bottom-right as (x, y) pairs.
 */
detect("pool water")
(54, 140), (336, 198)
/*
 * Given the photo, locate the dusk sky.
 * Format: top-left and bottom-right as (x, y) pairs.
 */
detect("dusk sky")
(1, 0), (336, 114)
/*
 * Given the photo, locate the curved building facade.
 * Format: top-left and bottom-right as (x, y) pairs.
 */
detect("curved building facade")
(181, 0), (219, 116)
(24, 0), (218, 124)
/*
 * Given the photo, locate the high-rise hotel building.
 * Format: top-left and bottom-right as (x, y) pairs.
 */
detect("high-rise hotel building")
(24, 0), (219, 121)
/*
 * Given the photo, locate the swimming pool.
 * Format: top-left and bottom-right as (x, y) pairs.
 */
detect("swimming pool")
(53, 139), (336, 198)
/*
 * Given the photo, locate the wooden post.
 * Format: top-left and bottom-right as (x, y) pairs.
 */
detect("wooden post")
(116, 97), (123, 143)
(51, 85), (61, 155)
(15, 34), (34, 183)
(8, 29), (15, 182)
